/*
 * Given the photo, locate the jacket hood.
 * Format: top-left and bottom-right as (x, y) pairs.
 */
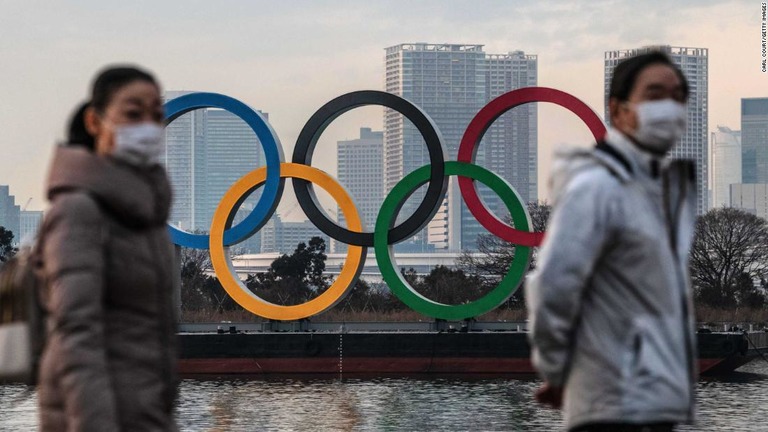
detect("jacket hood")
(548, 127), (664, 204)
(46, 146), (171, 228)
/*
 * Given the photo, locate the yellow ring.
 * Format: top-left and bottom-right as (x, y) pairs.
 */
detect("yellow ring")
(209, 162), (366, 321)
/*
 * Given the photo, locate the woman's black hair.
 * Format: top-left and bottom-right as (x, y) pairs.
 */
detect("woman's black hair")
(609, 51), (689, 102)
(66, 66), (158, 151)
(90, 66), (158, 114)
(67, 101), (95, 150)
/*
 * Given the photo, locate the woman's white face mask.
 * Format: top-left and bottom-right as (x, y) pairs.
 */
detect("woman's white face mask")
(112, 122), (165, 166)
(629, 99), (687, 155)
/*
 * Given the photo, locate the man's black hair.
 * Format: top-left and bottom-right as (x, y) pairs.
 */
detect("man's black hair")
(609, 51), (689, 102)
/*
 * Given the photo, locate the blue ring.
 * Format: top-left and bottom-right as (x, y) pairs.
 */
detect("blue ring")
(164, 92), (284, 249)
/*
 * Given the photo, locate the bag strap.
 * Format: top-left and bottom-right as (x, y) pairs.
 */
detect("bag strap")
(595, 140), (633, 178)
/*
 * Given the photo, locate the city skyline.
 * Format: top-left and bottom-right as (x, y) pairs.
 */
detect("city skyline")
(0, 1), (763, 215)
(384, 43), (537, 251)
(0, 186), (20, 245)
(728, 97), (768, 220)
(335, 127), (384, 253)
(162, 90), (267, 253)
(385, 43), (487, 251)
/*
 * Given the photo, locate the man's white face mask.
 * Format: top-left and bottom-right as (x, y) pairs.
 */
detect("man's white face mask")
(630, 99), (687, 155)
(112, 122), (165, 166)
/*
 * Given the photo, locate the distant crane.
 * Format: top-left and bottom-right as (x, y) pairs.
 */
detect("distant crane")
(22, 198), (32, 211)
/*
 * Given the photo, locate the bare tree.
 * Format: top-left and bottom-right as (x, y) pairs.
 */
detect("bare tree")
(335, 279), (401, 314)
(690, 207), (768, 308)
(179, 247), (213, 313)
(458, 201), (551, 278)
(526, 201), (552, 233)
(457, 202), (550, 306)
(178, 247), (239, 316)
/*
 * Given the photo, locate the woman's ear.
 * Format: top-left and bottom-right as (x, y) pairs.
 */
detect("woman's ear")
(84, 106), (101, 137)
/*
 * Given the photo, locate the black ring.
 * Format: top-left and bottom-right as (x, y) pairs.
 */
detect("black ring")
(292, 90), (448, 246)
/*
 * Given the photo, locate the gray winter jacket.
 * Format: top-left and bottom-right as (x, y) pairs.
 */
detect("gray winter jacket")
(526, 127), (697, 430)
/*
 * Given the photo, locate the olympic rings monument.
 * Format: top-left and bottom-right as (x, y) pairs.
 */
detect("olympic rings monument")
(165, 88), (606, 323)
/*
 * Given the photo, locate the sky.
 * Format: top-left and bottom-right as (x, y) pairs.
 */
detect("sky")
(0, 0), (765, 214)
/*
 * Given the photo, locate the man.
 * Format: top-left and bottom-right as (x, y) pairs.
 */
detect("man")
(526, 51), (696, 432)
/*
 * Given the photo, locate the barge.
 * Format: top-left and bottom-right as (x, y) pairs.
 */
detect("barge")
(177, 321), (768, 377)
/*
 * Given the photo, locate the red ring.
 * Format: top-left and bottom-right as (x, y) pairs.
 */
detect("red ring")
(457, 87), (607, 247)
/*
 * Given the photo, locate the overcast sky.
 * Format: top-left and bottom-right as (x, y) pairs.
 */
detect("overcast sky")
(0, 0), (764, 215)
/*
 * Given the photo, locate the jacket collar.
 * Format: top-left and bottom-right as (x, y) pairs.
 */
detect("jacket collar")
(46, 146), (172, 228)
(602, 127), (665, 181)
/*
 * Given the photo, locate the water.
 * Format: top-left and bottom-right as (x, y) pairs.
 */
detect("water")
(2, 361), (767, 431)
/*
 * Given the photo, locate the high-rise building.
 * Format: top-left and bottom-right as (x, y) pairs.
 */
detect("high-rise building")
(741, 98), (768, 184)
(710, 126), (741, 209)
(463, 50), (538, 247)
(605, 46), (709, 214)
(485, 50), (538, 205)
(260, 214), (330, 254)
(336, 127), (384, 253)
(19, 210), (44, 244)
(730, 183), (768, 221)
(162, 91), (265, 253)
(384, 43), (486, 252)
(0, 185), (20, 245)
(384, 43), (537, 251)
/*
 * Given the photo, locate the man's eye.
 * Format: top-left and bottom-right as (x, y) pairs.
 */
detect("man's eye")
(125, 111), (142, 120)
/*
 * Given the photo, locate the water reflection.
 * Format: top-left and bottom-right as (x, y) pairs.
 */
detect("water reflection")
(2, 361), (767, 431)
(177, 378), (370, 432)
(176, 376), (564, 431)
(0, 385), (37, 431)
(679, 361), (768, 431)
(174, 363), (768, 431)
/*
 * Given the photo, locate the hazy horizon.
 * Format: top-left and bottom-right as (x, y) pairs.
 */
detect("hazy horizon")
(1, 1), (765, 216)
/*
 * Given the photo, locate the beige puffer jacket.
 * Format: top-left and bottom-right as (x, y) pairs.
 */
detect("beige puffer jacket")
(37, 146), (178, 431)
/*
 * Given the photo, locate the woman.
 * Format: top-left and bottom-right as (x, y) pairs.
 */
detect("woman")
(38, 66), (178, 431)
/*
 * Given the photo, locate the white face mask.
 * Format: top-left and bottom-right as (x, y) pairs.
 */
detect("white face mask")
(630, 99), (687, 154)
(112, 122), (165, 166)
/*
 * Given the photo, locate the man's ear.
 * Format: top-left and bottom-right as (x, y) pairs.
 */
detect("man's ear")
(84, 106), (101, 137)
(608, 98), (621, 125)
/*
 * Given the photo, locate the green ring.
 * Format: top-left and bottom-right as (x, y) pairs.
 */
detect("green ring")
(374, 161), (532, 320)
